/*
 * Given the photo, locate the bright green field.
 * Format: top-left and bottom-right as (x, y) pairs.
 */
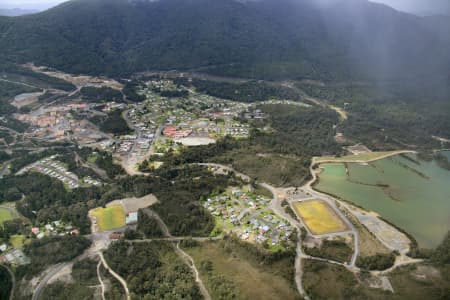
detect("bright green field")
(91, 205), (125, 231)
(0, 208), (13, 225)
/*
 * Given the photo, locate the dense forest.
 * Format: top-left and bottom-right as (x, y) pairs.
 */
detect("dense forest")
(173, 78), (301, 102)
(104, 241), (202, 299)
(298, 82), (450, 150)
(80, 86), (123, 103)
(90, 109), (133, 136)
(0, 265), (12, 300)
(0, 0), (448, 82)
(17, 235), (91, 278)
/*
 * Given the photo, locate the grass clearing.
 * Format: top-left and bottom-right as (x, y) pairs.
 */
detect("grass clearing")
(184, 240), (300, 300)
(0, 208), (13, 225)
(91, 205), (125, 231)
(304, 260), (449, 299)
(303, 260), (390, 299)
(230, 152), (309, 186)
(315, 151), (405, 163)
(293, 200), (348, 235)
(10, 235), (27, 249)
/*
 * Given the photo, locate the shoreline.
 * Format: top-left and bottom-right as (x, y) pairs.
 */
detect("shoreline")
(309, 151), (447, 251)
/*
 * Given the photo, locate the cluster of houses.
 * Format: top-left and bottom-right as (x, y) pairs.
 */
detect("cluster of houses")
(19, 155), (81, 189)
(244, 109), (266, 120)
(83, 176), (102, 186)
(31, 220), (79, 240)
(0, 248), (30, 266)
(21, 156), (102, 189)
(204, 189), (294, 248)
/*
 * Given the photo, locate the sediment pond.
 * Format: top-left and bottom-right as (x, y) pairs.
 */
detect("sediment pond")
(315, 152), (450, 248)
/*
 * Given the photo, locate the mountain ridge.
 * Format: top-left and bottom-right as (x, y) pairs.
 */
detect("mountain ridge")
(0, 0), (448, 81)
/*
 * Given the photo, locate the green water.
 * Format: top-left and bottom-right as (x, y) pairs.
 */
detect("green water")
(315, 152), (450, 248)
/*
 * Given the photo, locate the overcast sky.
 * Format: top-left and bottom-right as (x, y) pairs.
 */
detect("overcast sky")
(371, 0), (450, 16)
(0, 0), (449, 16)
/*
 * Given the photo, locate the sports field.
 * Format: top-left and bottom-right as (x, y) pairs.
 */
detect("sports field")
(293, 200), (348, 235)
(0, 208), (13, 225)
(91, 205), (125, 231)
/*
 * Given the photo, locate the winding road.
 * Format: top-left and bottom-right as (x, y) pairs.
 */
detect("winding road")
(142, 208), (212, 300)
(99, 252), (131, 300)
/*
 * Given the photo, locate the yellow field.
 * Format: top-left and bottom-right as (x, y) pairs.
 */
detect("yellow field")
(91, 205), (125, 231)
(293, 200), (348, 235)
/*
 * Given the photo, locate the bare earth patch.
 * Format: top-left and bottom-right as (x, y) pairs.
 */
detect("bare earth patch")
(107, 194), (158, 214)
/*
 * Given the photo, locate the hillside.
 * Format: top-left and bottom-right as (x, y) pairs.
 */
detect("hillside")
(0, 0), (449, 81)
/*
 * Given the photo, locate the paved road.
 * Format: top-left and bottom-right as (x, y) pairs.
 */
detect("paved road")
(121, 109), (163, 176)
(303, 160), (360, 267)
(32, 263), (68, 300)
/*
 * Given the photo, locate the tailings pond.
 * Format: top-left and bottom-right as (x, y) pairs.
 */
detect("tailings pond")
(314, 152), (450, 248)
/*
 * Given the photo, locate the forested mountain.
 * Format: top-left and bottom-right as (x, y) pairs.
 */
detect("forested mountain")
(0, 0), (449, 81)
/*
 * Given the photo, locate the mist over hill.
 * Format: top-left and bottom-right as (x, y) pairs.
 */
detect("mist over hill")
(0, 0), (448, 82)
(0, 8), (39, 16)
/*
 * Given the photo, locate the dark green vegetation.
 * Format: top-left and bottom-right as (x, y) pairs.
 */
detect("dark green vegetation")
(40, 257), (99, 299)
(0, 80), (38, 115)
(0, 265), (12, 300)
(0, 0), (448, 82)
(0, 172), (101, 234)
(174, 78), (301, 102)
(0, 64), (75, 91)
(182, 235), (300, 299)
(150, 166), (233, 236)
(17, 235), (90, 278)
(299, 82), (450, 149)
(304, 260), (450, 300)
(90, 109), (132, 135)
(136, 210), (163, 238)
(151, 104), (341, 186)
(80, 86), (123, 103)
(304, 239), (353, 264)
(72, 258), (99, 285)
(104, 240), (201, 299)
(76, 147), (125, 179)
(356, 253), (396, 271)
(432, 231), (450, 266)
(40, 282), (94, 300)
(0, 143), (235, 237)
(303, 232), (450, 299)
(0, 218), (29, 241)
(100, 263), (126, 300)
(122, 80), (145, 102)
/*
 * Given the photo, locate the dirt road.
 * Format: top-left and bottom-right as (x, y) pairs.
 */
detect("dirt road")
(99, 252), (130, 300)
(142, 208), (212, 300)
